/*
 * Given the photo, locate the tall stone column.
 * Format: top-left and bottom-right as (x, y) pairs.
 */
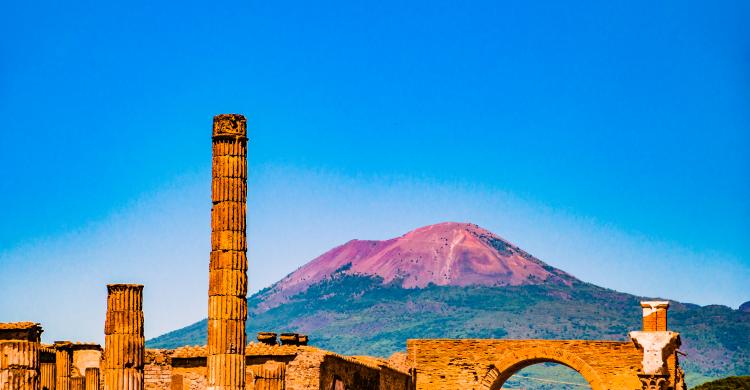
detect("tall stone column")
(85, 368), (99, 390)
(0, 322), (43, 390)
(104, 284), (144, 390)
(208, 114), (248, 390)
(55, 342), (74, 390)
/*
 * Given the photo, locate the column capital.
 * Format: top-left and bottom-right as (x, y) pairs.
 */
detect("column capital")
(630, 331), (681, 375)
(213, 114), (247, 138)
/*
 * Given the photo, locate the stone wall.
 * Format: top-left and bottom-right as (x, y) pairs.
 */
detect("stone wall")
(142, 346), (411, 390)
(319, 355), (379, 390)
(407, 338), (647, 390)
(72, 345), (102, 378)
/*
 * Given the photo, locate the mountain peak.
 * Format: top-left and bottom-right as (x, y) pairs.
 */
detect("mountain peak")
(258, 222), (576, 311)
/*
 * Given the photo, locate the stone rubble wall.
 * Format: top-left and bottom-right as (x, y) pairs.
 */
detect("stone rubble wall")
(141, 347), (411, 390)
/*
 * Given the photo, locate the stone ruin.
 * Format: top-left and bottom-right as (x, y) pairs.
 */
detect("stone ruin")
(1, 114), (686, 390)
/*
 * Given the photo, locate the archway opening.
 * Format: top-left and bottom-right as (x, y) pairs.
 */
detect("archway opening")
(500, 362), (591, 389)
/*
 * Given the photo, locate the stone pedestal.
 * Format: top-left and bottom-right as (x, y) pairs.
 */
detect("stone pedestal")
(55, 342), (74, 390)
(104, 284), (144, 390)
(85, 368), (99, 390)
(208, 114), (248, 390)
(0, 322), (43, 390)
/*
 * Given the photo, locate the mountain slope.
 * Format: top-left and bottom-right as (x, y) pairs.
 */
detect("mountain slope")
(148, 222), (750, 382)
(256, 222), (574, 311)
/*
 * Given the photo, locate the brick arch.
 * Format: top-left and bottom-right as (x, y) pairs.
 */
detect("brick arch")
(477, 347), (606, 390)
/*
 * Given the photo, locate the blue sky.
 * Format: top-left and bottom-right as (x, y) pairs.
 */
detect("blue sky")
(1, 1), (748, 343)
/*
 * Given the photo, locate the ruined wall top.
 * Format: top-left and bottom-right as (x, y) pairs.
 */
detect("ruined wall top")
(213, 114), (247, 138)
(0, 322), (43, 341)
(53, 341), (75, 351)
(70, 343), (102, 351)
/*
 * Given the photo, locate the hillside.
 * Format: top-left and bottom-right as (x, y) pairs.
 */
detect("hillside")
(148, 223), (750, 383)
(693, 376), (750, 389)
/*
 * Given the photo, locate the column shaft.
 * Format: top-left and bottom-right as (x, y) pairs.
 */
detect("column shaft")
(0, 334), (41, 390)
(104, 284), (144, 390)
(85, 368), (100, 390)
(55, 344), (73, 390)
(71, 377), (84, 390)
(41, 362), (56, 390)
(208, 114), (248, 390)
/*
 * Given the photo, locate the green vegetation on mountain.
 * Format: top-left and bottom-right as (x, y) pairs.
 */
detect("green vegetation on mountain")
(148, 272), (750, 383)
(692, 376), (750, 389)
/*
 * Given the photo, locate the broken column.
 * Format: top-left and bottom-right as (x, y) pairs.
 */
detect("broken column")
(55, 341), (74, 390)
(40, 345), (56, 390)
(85, 368), (99, 390)
(641, 301), (669, 331)
(104, 284), (144, 390)
(208, 114), (249, 390)
(0, 322), (43, 390)
(630, 301), (682, 390)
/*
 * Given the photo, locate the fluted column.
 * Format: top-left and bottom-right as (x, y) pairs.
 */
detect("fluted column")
(208, 114), (248, 390)
(70, 377), (84, 390)
(40, 346), (56, 390)
(85, 368), (99, 390)
(104, 284), (144, 390)
(0, 322), (43, 390)
(54, 342), (74, 390)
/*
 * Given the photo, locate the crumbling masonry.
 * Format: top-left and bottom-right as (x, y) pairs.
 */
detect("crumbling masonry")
(0, 323), (42, 390)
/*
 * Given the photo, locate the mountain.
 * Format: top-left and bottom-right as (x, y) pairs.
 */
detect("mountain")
(148, 222), (750, 385)
(256, 222), (575, 312)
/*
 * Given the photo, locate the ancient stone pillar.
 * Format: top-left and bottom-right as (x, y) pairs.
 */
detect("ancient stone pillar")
(641, 301), (669, 332)
(0, 322), (43, 390)
(104, 284), (144, 390)
(55, 342), (74, 390)
(40, 346), (56, 390)
(85, 368), (99, 390)
(208, 114), (248, 390)
(631, 301), (682, 390)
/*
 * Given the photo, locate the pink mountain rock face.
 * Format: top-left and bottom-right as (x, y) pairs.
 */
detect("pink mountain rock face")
(255, 222), (576, 312)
